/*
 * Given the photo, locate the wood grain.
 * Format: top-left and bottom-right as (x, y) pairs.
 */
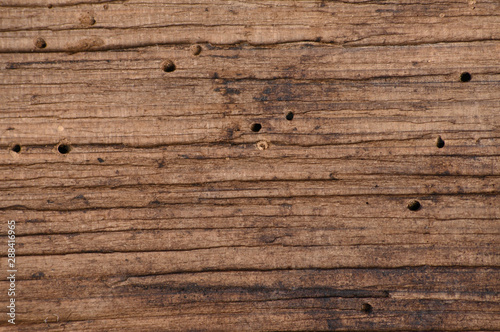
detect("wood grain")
(1, 0), (500, 52)
(0, 0), (499, 331)
(2, 268), (500, 330)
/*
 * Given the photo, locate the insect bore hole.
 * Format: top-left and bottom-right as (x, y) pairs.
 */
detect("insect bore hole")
(361, 303), (373, 314)
(407, 200), (421, 211)
(286, 112), (294, 121)
(256, 141), (269, 150)
(161, 60), (176, 72)
(34, 37), (47, 49)
(57, 144), (71, 154)
(191, 45), (202, 56)
(460, 72), (471, 82)
(11, 144), (21, 153)
(436, 136), (445, 148)
(251, 123), (262, 132)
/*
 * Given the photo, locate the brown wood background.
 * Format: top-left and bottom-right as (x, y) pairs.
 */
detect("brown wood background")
(1, 0), (499, 331)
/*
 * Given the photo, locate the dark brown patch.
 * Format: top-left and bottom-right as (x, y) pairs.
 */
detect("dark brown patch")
(26, 219), (46, 223)
(259, 234), (279, 244)
(327, 319), (341, 330)
(31, 272), (45, 280)
(214, 87), (241, 96)
(254, 82), (293, 102)
(73, 194), (90, 205)
(5, 63), (18, 69)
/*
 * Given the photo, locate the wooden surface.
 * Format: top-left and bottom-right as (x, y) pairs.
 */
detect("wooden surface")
(1, 0), (499, 331)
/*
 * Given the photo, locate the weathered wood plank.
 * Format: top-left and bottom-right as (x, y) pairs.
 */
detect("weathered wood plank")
(6, 244), (498, 281)
(1, 0), (499, 330)
(11, 311), (500, 332)
(1, 43), (498, 151)
(1, 161), (499, 191)
(9, 299), (500, 330)
(2, 42), (499, 82)
(1, 187), (499, 213)
(1, 0), (499, 52)
(8, 219), (499, 256)
(2, 268), (500, 329)
(8, 268), (500, 298)
(1, 209), (499, 240)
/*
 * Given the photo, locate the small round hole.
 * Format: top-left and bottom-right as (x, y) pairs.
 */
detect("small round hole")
(161, 60), (176, 72)
(407, 200), (421, 211)
(57, 144), (71, 154)
(436, 136), (445, 148)
(460, 72), (471, 82)
(191, 45), (202, 56)
(79, 13), (96, 26)
(251, 123), (262, 132)
(11, 144), (21, 153)
(361, 303), (373, 313)
(34, 37), (47, 49)
(286, 112), (294, 121)
(256, 140), (269, 150)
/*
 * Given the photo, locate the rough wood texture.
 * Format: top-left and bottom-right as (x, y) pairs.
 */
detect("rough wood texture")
(1, 0), (499, 331)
